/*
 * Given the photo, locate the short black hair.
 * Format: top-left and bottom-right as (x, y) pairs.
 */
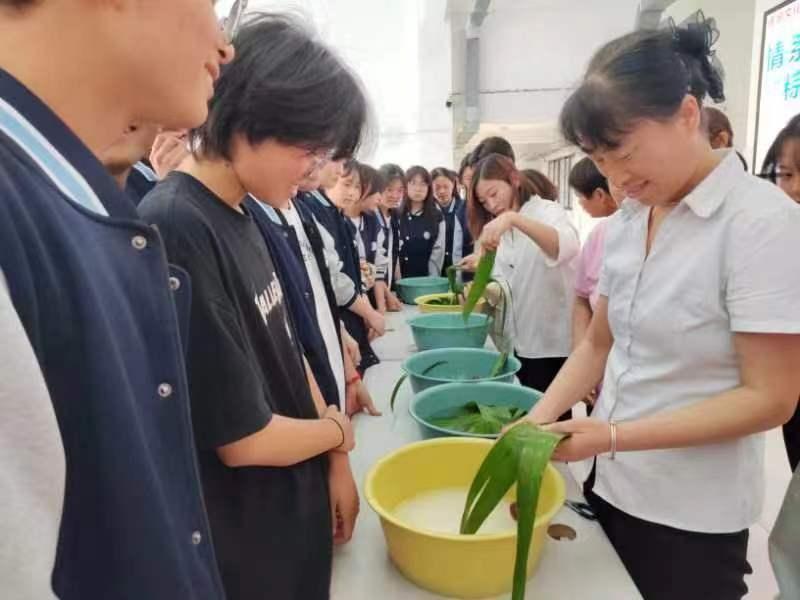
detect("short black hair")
(761, 113), (800, 181)
(193, 13), (368, 161)
(469, 136), (516, 165)
(560, 21), (724, 152)
(357, 163), (386, 198)
(379, 163), (405, 187)
(568, 157), (609, 198)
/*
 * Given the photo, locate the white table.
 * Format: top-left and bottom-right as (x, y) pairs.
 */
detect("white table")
(331, 307), (642, 600)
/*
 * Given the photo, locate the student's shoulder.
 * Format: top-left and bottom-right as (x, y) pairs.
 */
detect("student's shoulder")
(139, 173), (213, 227)
(0, 135), (57, 209)
(138, 173), (221, 250)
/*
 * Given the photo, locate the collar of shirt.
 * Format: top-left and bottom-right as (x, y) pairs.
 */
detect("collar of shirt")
(311, 189), (332, 208)
(0, 68), (137, 220)
(251, 195), (283, 225)
(132, 161), (159, 183)
(618, 149), (742, 221)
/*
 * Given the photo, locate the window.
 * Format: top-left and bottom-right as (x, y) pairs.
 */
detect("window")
(547, 155), (574, 209)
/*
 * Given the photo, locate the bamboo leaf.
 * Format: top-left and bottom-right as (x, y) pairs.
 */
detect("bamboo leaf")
(390, 361), (448, 413)
(446, 265), (464, 296)
(462, 250), (496, 321)
(460, 433), (520, 533)
(460, 423), (567, 599)
(489, 351), (509, 377)
(513, 445), (537, 600)
(389, 373), (407, 413)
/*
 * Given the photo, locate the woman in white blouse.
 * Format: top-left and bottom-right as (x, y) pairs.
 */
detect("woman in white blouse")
(517, 22), (800, 600)
(467, 154), (579, 419)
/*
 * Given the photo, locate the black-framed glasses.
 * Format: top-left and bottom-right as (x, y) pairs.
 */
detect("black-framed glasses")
(221, 0), (248, 44)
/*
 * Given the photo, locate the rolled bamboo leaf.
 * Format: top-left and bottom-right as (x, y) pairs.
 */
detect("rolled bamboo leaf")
(462, 250), (496, 321)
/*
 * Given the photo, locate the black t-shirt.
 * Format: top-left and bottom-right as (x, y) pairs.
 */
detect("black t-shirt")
(139, 172), (332, 600)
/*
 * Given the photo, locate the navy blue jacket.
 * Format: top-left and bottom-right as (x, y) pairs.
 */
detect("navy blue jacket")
(0, 69), (222, 599)
(297, 190), (379, 373)
(441, 198), (474, 274)
(247, 197), (341, 408)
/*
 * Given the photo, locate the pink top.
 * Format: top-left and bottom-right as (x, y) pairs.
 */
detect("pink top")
(574, 219), (608, 311)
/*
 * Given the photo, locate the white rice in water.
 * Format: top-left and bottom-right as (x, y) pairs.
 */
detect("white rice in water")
(393, 487), (516, 535)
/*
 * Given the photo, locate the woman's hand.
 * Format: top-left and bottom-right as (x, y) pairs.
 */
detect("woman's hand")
(149, 130), (189, 179)
(458, 253), (479, 273)
(479, 212), (515, 252)
(386, 291), (403, 312)
(543, 418), (612, 462)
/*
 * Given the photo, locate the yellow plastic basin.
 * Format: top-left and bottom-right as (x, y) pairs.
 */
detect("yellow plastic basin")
(365, 437), (566, 599)
(415, 292), (487, 314)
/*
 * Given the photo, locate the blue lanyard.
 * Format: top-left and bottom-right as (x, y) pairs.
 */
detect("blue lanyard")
(0, 96), (107, 216)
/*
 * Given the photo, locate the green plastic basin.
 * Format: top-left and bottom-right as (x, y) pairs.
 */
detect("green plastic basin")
(402, 348), (521, 395)
(410, 381), (544, 439)
(396, 276), (450, 305)
(407, 313), (490, 351)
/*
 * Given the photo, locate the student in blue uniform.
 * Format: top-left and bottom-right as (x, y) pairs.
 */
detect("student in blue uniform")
(139, 15), (364, 600)
(314, 160), (384, 373)
(100, 123), (160, 204)
(0, 1), (235, 599)
(350, 163), (388, 309)
(431, 166), (473, 275)
(398, 165), (445, 278)
(247, 196), (343, 412)
(376, 163), (404, 311)
(293, 172), (382, 417)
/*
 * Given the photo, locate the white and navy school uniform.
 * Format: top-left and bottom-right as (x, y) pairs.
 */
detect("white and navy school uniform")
(299, 190), (379, 373)
(0, 68), (223, 599)
(126, 160), (158, 205)
(377, 209), (399, 287)
(440, 197), (473, 274)
(398, 209), (446, 278)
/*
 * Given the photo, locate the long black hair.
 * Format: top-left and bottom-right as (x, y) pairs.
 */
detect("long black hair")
(379, 163), (405, 189)
(560, 20), (724, 152)
(760, 114), (800, 182)
(401, 165), (442, 226)
(193, 13), (368, 161)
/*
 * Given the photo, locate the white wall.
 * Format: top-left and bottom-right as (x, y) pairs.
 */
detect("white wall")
(663, 0), (757, 165)
(477, 0), (639, 125)
(226, 0), (454, 169)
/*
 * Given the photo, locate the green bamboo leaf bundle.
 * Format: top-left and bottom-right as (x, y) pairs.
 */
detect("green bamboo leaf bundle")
(462, 250), (496, 321)
(460, 423), (565, 600)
